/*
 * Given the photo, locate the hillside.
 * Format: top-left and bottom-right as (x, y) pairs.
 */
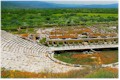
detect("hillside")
(1, 1), (118, 9)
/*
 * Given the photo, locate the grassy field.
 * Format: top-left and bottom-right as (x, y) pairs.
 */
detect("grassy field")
(85, 68), (118, 78)
(2, 8), (118, 32)
(1, 67), (118, 78)
(54, 49), (118, 65)
(11, 28), (35, 34)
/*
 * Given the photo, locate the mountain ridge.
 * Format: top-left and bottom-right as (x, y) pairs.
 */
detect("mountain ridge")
(1, 1), (118, 9)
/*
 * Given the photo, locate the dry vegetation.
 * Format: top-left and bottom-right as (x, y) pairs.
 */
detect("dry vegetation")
(1, 67), (118, 78)
(85, 68), (118, 78)
(54, 50), (118, 65)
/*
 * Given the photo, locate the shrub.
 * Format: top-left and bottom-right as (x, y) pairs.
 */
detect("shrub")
(39, 38), (46, 44)
(85, 68), (118, 78)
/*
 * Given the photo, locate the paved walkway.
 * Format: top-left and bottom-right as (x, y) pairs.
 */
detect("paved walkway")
(50, 44), (118, 51)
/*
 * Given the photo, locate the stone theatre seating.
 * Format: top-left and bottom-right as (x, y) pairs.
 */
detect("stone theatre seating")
(1, 30), (80, 73)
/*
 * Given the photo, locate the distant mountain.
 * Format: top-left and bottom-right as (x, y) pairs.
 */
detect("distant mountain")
(78, 4), (118, 8)
(1, 1), (118, 9)
(1, 1), (59, 9)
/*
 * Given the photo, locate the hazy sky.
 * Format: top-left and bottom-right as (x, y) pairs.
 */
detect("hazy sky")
(2, 0), (118, 5)
(50, 1), (118, 5)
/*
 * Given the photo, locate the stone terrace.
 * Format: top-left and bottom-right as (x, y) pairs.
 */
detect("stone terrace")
(1, 30), (81, 73)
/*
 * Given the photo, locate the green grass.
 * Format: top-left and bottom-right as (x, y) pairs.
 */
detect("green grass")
(77, 13), (117, 16)
(54, 50), (118, 65)
(54, 52), (76, 64)
(85, 68), (118, 78)
(9, 28), (35, 34)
